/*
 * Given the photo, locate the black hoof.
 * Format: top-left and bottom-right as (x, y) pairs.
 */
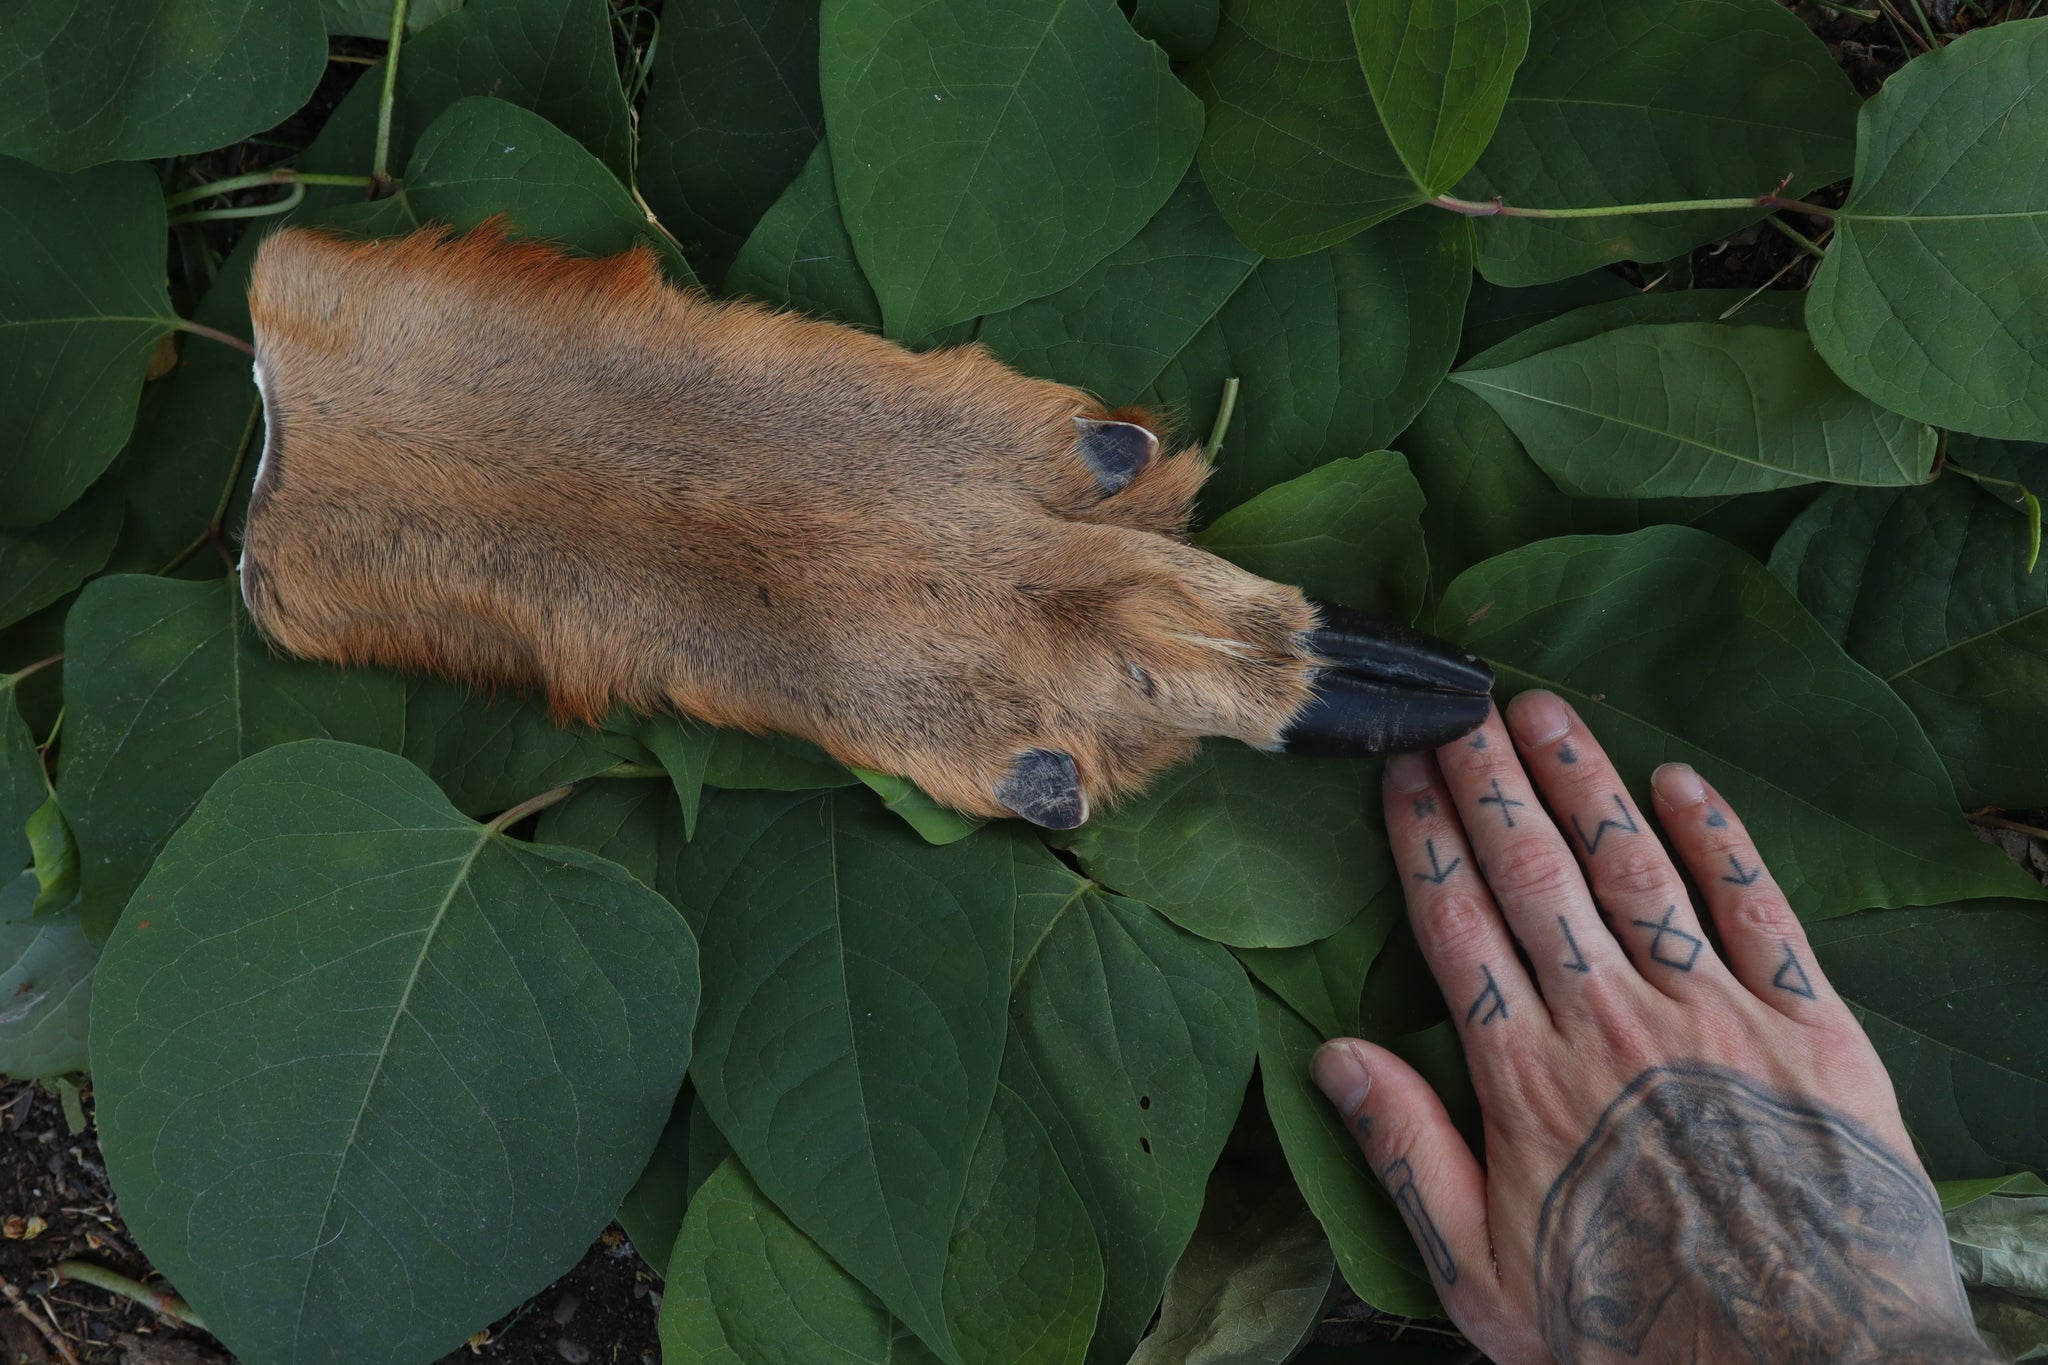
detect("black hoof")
(1280, 673), (1493, 757)
(996, 748), (1089, 829)
(1304, 602), (1494, 696)
(1072, 417), (1158, 495)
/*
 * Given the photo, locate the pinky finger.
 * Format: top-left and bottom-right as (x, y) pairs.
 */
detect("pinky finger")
(1312, 1039), (1540, 1360)
(1649, 763), (1846, 1022)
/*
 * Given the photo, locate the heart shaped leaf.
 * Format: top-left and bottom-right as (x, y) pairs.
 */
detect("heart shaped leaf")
(1805, 18), (2048, 440)
(0, 870), (96, 1079)
(92, 739), (699, 1365)
(1350, 0), (1530, 196)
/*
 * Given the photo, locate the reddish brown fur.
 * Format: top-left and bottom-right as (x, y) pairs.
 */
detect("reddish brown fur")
(241, 225), (1322, 820)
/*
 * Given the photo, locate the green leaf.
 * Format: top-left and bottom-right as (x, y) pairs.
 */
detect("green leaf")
(1769, 437), (2048, 809)
(400, 676), (621, 817)
(1457, 0), (1858, 285)
(1350, 0), (1530, 196)
(0, 870), (95, 1078)
(661, 1159), (947, 1365)
(1146, 210), (1473, 514)
(1439, 528), (2041, 920)
(299, 0), (633, 186)
(411, 97), (694, 281)
(673, 787), (1019, 1360)
(24, 794), (78, 917)
(1939, 1171), (2048, 1213)
(1183, 0), (1417, 255)
(0, 475), (121, 629)
(1947, 1181), (2048, 1298)
(1234, 887), (1404, 1043)
(1, 678), (44, 874)
(92, 740), (697, 1364)
(0, 0), (325, 170)
(1806, 19), (2048, 441)
(1810, 901), (2048, 1179)
(320, 0), (463, 37)
(1455, 269), (1636, 365)
(943, 1087), (1105, 1365)
(614, 1086), (696, 1274)
(820, 0), (1203, 338)
(1196, 454), (1430, 621)
(1257, 991), (1437, 1317)
(1069, 744), (1392, 949)
(60, 576), (406, 937)
(854, 768), (985, 845)
(977, 170), (1260, 407)
(1003, 848), (1256, 1363)
(1451, 322), (1939, 498)
(0, 159), (177, 529)
(104, 231), (264, 579)
(725, 142), (884, 330)
(1127, 1150), (1335, 1365)
(636, 0), (824, 285)
(1128, 0), (1220, 61)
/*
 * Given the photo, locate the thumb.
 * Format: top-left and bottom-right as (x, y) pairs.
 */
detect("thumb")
(1312, 1038), (1501, 1328)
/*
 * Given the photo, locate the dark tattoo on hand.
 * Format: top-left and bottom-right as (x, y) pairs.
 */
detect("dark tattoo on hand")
(1571, 794), (1639, 854)
(1773, 941), (1818, 1000)
(1383, 1158), (1458, 1284)
(1414, 838), (1462, 885)
(1354, 1112), (1374, 1141)
(1535, 1065), (1984, 1364)
(1558, 741), (1579, 765)
(1413, 794), (1438, 819)
(1559, 916), (1590, 973)
(1721, 853), (1762, 886)
(1478, 778), (1526, 827)
(1469, 733), (1488, 750)
(1630, 905), (1702, 972)
(1466, 964), (1509, 1026)
(1705, 807), (1728, 828)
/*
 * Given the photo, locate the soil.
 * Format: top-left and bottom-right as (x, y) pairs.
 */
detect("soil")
(9, 3), (2039, 1361)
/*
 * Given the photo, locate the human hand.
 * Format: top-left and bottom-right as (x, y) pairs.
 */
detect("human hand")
(1311, 691), (1998, 1364)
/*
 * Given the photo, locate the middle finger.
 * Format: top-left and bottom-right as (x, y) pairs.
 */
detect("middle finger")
(1433, 704), (1632, 1013)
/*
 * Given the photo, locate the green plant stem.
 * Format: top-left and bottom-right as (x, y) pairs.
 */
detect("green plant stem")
(1432, 191), (1837, 221)
(1762, 215), (1828, 260)
(53, 1261), (207, 1330)
(38, 708), (63, 760)
(594, 761), (669, 779)
(1804, 0), (1881, 19)
(170, 317), (256, 358)
(159, 396), (263, 576)
(163, 168), (375, 210)
(1945, 459), (2043, 572)
(168, 182), (306, 226)
(1204, 376), (1241, 461)
(4, 654), (62, 687)
(372, 0), (412, 195)
(488, 784), (575, 832)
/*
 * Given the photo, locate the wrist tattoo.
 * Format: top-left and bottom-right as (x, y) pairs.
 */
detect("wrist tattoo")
(1535, 1065), (1983, 1364)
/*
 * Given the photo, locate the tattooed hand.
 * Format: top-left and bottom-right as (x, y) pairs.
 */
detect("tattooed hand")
(1311, 692), (2000, 1365)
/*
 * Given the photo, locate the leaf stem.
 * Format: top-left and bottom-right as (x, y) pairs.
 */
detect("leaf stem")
(372, 0), (412, 196)
(160, 395), (264, 576)
(52, 1261), (207, 1330)
(1761, 215), (1828, 260)
(163, 168), (375, 210)
(488, 784), (575, 833)
(1204, 376), (1241, 461)
(1971, 812), (2048, 841)
(4, 654), (62, 687)
(170, 317), (255, 358)
(168, 182), (306, 226)
(594, 761), (669, 779)
(1944, 460), (2043, 572)
(1432, 191), (1837, 222)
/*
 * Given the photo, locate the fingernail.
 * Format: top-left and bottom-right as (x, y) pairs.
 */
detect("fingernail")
(1508, 690), (1570, 747)
(1312, 1040), (1374, 1120)
(1654, 762), (1707, 808)
(1385, 752), (1431, 793)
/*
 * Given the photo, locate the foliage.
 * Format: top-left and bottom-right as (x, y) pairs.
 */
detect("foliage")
(0, 0), (2044, 1362)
